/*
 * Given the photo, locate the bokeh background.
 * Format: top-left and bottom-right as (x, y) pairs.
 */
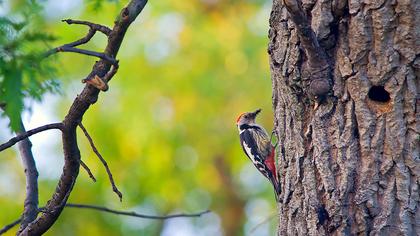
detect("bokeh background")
(0, 0), (277, 235)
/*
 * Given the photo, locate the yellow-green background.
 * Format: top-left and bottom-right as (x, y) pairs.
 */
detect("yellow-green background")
(0, 0), (277, 235)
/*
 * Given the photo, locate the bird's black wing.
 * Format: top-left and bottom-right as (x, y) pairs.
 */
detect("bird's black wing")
(239, 128), (270, 179)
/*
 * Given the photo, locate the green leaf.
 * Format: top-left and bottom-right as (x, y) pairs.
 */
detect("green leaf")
(0, 67), (23, 131)
(0, 1), (60, 132)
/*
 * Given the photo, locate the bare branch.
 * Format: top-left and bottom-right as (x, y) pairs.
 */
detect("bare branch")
(47, 46), (118, 65)
(0, 219), (21, 235)
(2, 204), (209, 234)
(19, 1), (148, 234)
(44, 28), (96, 57)
(65, 203), (211, 220)
(60, 29), (96, 49)
(16, 121), (39, 234)
(62, 19), (112, 36)
(78, 122), (122, 201)
(44, 19), (116, 65)
(80, 160), (96, 182)
(0, 123), (63, 152)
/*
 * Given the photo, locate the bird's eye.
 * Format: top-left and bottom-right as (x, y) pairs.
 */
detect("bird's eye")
(244, 115), (249, 118)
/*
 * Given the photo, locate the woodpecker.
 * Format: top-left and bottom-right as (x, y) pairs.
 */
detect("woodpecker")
(236, 109), (281, 200)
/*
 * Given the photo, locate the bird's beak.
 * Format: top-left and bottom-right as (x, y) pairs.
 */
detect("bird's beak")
(250, 108), (262, 118)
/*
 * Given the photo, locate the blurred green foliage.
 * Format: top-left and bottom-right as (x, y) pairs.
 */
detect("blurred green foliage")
(0, 0), (59, 131)
(0, 0), (277, 235)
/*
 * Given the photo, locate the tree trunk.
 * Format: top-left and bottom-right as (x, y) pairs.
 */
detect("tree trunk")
(268, 0), (419, 235)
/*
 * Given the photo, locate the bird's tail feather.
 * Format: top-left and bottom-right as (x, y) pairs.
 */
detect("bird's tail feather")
(270, 178), (281, 202)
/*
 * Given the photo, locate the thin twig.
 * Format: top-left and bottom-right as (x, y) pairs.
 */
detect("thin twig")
(78, 122), (123, 201)
(0, 218), (21, 235)
(47, 46), (118, 65)
(59, 46), (117, 64)
(44, 29), (95, 57)
(80, 160), (96, 182)
(1, 204), (209, 235)
(44, 19), (116, 65)
(65, 203), (211, 220)
(61, 29), (96, 48)
(62, 19), (112, 36)
(0, 123), (63, 152)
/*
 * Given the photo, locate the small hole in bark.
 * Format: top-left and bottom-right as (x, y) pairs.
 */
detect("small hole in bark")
(368, 86), (390, 103)
(317, 205), (329, 225)
(353, 127), (359, 139)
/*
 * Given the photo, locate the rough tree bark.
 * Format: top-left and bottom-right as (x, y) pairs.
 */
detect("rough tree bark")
(269, 0), (419, 235)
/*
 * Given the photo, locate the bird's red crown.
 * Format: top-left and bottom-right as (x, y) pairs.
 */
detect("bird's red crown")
(236, 113), (245, 123)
